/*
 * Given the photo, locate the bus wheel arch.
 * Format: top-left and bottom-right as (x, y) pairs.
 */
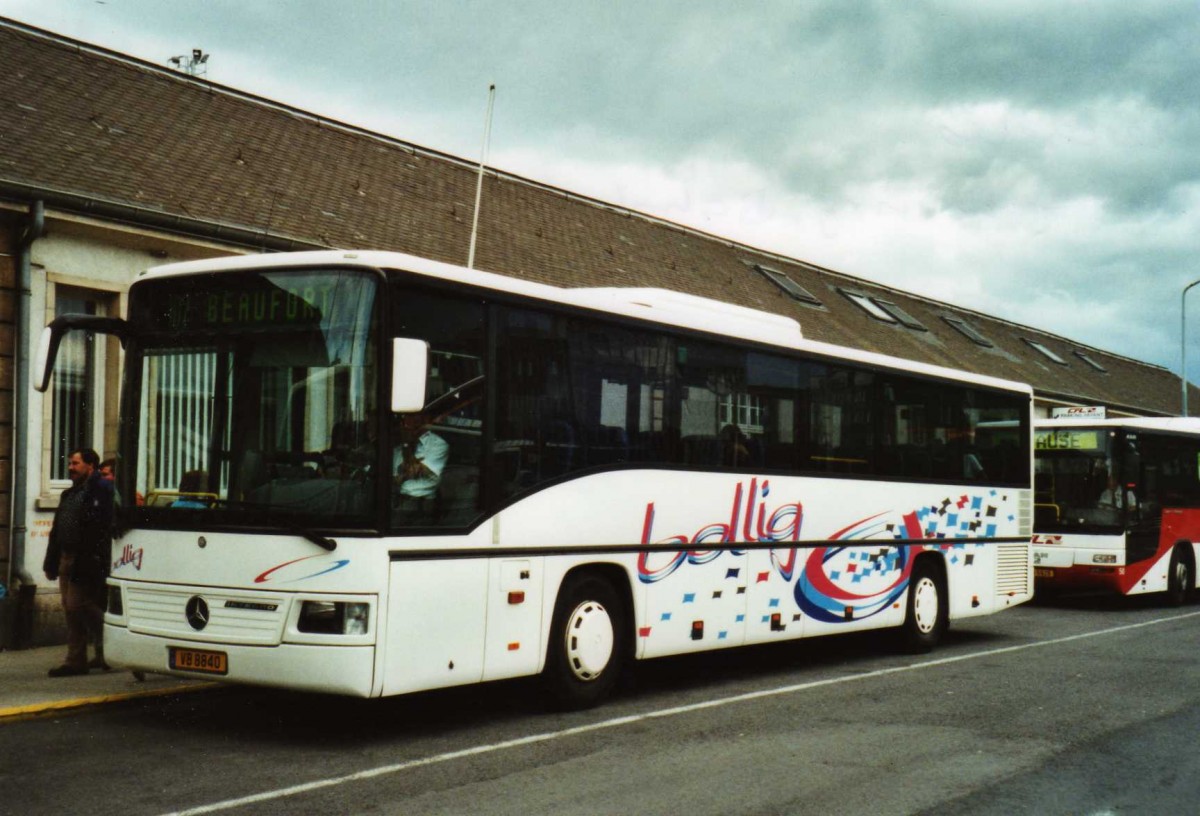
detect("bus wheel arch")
(899, 553), (948, 653)
(1166, 543), (1194, 607)
(542, 565), (633, 709)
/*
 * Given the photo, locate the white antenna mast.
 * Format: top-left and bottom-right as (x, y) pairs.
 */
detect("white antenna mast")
(467, 84), (496, 270)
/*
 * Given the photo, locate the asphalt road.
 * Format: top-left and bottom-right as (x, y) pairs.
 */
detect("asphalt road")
(6, 593), (1200, 816)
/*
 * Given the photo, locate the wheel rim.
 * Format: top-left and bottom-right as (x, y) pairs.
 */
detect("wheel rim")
(912, 576), (940, 634)
(564, 599), (615, 682)
(1175, 559), (1189, 592)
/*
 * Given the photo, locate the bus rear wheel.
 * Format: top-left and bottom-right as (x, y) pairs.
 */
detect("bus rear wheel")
(542, 574), (628, 710)
(900, 560), (947, 653)
(1166, 547), (1192, 607)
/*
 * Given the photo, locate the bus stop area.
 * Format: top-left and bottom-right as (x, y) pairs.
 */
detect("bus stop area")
(0, 645), (212, 721)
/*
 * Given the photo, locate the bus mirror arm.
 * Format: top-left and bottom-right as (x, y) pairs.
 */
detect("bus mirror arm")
(35, 314), (131, 393)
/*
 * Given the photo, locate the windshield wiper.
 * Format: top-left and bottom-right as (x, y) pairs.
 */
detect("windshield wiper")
(287, 523), (337, 552)
(207, 499), (338, 551)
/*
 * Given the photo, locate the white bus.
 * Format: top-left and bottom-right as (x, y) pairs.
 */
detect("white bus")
(38, 251), (1033, 707)
(1032, 417), (1200, 603)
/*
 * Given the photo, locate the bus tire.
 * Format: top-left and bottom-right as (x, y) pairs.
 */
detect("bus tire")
(542, 573), (628, 710)
(1166, 546), (1192, 607)
(900, 559), (947, 654)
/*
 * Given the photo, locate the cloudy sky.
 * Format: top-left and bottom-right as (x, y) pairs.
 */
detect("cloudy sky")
(9, 1), (1200, 383)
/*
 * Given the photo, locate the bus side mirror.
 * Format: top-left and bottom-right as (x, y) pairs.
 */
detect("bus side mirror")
(33, 325), (62, 393)
(391, 338), (429, 413)
(34, 314), (130, 393)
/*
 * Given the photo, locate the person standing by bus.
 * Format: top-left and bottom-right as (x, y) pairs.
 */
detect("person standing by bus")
(43, 448), (114, 677)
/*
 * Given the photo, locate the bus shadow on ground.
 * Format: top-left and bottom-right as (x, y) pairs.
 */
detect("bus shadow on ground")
(1031, 588), (1192, 613)
(117, 623), (1019, 748)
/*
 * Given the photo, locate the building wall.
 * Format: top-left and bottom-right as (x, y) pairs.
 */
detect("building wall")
(0, 212), (16, 607)
(16, 214), (232, 645)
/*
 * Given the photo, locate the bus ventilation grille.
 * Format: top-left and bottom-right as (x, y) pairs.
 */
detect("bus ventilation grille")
(995, 542), (1031, 597)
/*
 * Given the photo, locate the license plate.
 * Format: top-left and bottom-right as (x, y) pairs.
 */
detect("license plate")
(1034, 568), (1055, 579)
(169, 647), (228, 675)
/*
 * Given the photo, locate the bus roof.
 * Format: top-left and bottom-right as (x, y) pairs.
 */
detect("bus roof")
(1035, 417), (1200, 434)
(142, 249), (1033, 396)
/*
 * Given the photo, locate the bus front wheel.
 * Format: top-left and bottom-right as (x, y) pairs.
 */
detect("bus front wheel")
(900, 560), (947, 653)
(1166, 547), (1192, 607)
(542, 573), (628, 709)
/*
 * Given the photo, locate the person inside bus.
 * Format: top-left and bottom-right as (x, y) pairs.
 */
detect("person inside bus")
(392, 410), (448, 521)
(1097, 471), (1137, 511)
(172, 470), (211, 509)
(719, 423), (751, 468)
(100, 457), (144, 507)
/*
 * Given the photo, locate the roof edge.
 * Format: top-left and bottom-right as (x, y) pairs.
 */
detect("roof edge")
(0, 178), (324, 253)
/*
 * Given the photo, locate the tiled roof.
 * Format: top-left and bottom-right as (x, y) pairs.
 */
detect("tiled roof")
(0, 18), (1189, 416)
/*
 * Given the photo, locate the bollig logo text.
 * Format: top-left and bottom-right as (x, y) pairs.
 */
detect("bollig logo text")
(637, 479), (803, 583)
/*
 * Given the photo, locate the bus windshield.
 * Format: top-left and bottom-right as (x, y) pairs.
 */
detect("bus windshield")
(1034, 426), (1128, 531)
(125, 268), (379, 530)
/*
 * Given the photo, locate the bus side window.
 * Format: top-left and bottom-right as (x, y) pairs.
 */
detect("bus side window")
(494, 307), (678, 497)
(389, 286), (485, 529)
(807, 365), (874, 475)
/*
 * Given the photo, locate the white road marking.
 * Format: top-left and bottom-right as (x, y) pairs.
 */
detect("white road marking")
(163, 610), (1200, 816)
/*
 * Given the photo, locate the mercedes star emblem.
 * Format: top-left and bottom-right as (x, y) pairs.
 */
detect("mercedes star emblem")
(185, 595), (210, 631)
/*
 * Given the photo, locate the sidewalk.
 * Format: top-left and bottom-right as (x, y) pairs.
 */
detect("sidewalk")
(0, 644), (214, 721)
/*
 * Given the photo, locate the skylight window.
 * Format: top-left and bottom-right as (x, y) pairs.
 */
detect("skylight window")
(1024, 339), (1068, 365)
(874, 299), (927, 331)
(1074, 350), (1108, 372)
(941, 316), (994, 347)
(840, 290), (897, 323)
(754, 264), (822, 306)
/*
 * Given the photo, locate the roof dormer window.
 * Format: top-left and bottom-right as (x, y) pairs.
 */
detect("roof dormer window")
(840, 289), (897, 323)
(753, 264), (822, 306)
(942, 316), (994, 347)
(1024, 338), (1068, 365)
(1074, 350), (1107, 372)
(873, 299), (927, 331)
(840, 290), (930, 331)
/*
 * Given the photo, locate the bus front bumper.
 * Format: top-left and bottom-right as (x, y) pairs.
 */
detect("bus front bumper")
(104, 624), (377, 697)
(1033, 563), (1126, 593)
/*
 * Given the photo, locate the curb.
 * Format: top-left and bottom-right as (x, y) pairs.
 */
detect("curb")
(0, 681), (217, 722)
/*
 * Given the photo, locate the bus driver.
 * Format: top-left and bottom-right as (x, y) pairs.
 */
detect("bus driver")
(392, 411), (448, 520)
(1097, 470), (1137, 511)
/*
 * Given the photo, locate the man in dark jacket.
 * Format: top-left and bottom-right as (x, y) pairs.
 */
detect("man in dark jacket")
(43, 447), (114, 677)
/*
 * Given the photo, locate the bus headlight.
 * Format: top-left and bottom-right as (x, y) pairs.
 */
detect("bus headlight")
(297, 601), (370, 635)
(1093, 554), (1118, 565)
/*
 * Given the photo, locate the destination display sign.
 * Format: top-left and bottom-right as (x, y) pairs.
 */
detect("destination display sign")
(163, 285), (335, 332)
(134, 271), (372, 334)
(1034, 429), (1101, 451)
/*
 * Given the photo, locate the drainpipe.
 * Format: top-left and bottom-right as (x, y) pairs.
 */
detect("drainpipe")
(8, 200), (44, 648)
